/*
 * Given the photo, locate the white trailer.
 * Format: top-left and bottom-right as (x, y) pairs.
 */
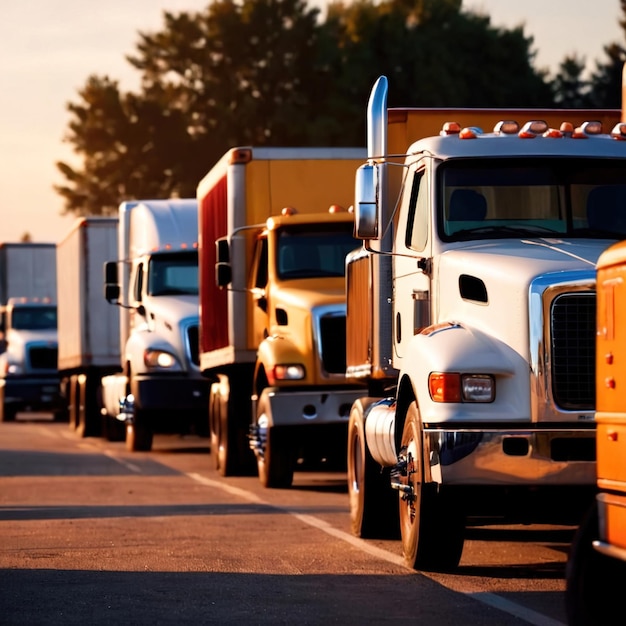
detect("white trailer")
(57, 217), (122, 438)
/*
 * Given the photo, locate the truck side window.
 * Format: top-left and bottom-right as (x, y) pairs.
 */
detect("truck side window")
(133, 264), (144, 303)
(251, 238), (268, 290)
(406, 169), (427, 252)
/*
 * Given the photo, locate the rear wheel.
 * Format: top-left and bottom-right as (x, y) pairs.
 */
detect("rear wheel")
(399, 401), (465, 572)
(347, 399), (399, 538)
(256, 394), (294, 488)
(68, 375), (80, 430)
(76, 375), (101, 438)
(210, 375), (255, 476)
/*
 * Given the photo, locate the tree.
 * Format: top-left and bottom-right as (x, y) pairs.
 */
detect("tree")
(56, 0), (557, 218)
(551, 55), (592, 108)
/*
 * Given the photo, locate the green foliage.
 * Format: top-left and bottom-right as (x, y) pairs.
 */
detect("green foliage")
(55, 0), (626, 217)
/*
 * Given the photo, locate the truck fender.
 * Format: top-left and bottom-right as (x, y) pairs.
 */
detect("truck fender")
(256, 335), (305, 383)
(124, 327), (182, 375)
(398, 322), (521, 423)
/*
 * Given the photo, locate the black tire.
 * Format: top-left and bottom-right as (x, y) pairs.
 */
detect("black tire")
(347, 399), (399, 539)
(102, 415), (126, 442)
(566, 502), (624, 626)
(52, 408), (69, 422)
(126, 415), (153, 452)
(76, 375), (101, 438)
(0, 395), (17, 422)
(211, 376), (255, 476)
(399, 401), (465, 572)
(68, 375), (80, 431)
(209, 382), (221, 471)
(256, 394), (294, 488)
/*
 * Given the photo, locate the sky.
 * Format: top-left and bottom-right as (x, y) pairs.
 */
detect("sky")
(0, 0), (622, 244)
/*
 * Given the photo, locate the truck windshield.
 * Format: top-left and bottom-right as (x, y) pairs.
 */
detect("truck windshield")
(148, 251), (198, 296)
(277, 224), (359, 280)
(11, 306), (57, 330)
(438, 157), (626, 242)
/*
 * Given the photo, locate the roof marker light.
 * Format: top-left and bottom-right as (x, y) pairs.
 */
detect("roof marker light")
(459, 127), (478, 139)
(519, 120), (548, 138)
(281, 206), (297, 216)
(581, 121), (603, 135)
(572, 126), (589, 139)
(328, 204), (344, 213)
(493, 120), (519, 134)
(543, 128), (564, 138)
(441, 122), (461, 136)
(611, 122), (626, 139)
(560, 122), (574, 134)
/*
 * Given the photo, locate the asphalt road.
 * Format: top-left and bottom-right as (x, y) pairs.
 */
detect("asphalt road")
(0, 414), (575, 625)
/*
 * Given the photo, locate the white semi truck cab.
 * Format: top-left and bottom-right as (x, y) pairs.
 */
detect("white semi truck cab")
(101, 199), (208, 451)
(346, 76), (626, 571)
(0, 296), (64, 421)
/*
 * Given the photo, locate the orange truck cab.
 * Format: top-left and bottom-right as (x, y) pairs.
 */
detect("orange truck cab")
(566, 239), (626, 624)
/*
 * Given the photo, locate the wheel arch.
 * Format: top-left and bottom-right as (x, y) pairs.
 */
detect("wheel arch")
(395, 374), (417, 454)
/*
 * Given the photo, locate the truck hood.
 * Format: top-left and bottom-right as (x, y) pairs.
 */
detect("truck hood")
(273, 278), (346, 311)
(144, 295), (199, 327)
(437, 237), (614, 359)
(441, 237), (612, 277)
(6, 328), (58, 348)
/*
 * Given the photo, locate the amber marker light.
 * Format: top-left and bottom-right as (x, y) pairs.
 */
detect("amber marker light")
(429, 372), (461, 402)
(429, 372), (495, 403)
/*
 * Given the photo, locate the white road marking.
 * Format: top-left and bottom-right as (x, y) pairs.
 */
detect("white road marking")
(186, 471), (566, 626)
(103, 450), (142, 473)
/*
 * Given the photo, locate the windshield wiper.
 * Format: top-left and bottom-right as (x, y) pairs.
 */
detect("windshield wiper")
(452, 225), (561, 240)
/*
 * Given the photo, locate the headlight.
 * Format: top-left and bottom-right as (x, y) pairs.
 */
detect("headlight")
(270, 364), (305, 382)
(6, 363), (22, 375)
(143, 349), (180, 370)
(428, 372), (495, 403)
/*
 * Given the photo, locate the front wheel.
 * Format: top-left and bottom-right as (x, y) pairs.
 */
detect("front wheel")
(399, 401), (465, 572)
(126, 408), (153, 452)
(566, 503), (624, 625)
(256, 394), (294, 488)
(347, 399), (399, 538)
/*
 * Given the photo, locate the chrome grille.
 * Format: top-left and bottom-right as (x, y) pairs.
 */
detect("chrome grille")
(550, 292), (595, 410)
(186, 324), (200, 367)
(319, 314), (347, 374)
(28, 346), (58, 370)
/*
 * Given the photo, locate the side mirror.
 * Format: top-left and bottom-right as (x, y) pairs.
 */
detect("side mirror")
(104, 283), (120, 303)
(104, 261), (118, 284)
(354, 163), (379, 239)
(215, 237), (232, 287)
(216, 262), (232, 287)
(104, 261), (120, 303)
(216, 237), (230, 263)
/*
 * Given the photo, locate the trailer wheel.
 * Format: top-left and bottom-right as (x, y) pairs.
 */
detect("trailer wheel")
(211, 376), (256, 476)
(347, 399), (399, 539)
(399, 401), (465, 572)
(256, 394), (293, 488)
(565, 502), (624, 625)
(68, 375), (80, 430)
(209, 382), (222, 471)
(76, 375), (101, 438)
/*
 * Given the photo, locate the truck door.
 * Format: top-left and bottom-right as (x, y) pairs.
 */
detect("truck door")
(249, 235), (269, 348)
(129, 260), (146, 332)
(393, 162), (432, 362)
